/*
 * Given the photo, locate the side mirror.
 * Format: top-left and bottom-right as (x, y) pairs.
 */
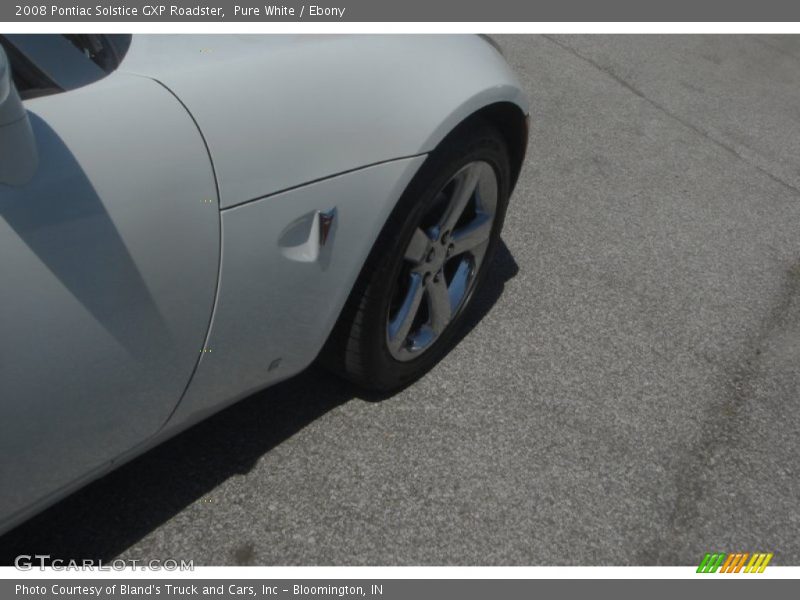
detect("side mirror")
(0, 45), (38, 185)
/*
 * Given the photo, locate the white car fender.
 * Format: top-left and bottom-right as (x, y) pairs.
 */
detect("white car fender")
(165, 155), (427, 428)
(119, 34), (528, 209)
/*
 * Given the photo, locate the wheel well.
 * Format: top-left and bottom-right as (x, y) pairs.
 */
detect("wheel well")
(458, 102), (529, 191)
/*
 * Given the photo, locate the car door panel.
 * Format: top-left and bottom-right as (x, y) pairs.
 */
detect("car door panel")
(0, 73), (219, 527)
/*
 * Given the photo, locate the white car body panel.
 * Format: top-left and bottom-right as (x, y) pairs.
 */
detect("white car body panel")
(167, 155), (426, 427)
(0, 74), (219, 529)
(118, 35), (527, 208)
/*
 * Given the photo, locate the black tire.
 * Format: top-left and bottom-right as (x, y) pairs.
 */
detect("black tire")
(320, 119), (512, 393)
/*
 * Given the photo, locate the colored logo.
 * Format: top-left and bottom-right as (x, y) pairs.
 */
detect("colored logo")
(697, 552), (773, 573)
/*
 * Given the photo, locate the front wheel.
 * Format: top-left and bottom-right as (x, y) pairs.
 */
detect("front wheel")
(321, 120), (512, 392)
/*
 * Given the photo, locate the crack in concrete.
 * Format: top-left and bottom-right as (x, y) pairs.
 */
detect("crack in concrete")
(542, 35), (800, 563)
(752, 36), (800, 65)
(650, 260), (800, 563)
(543, 35), (800, 199)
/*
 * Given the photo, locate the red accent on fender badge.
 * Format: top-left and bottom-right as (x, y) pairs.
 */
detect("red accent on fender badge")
(318, 207), (337, 247)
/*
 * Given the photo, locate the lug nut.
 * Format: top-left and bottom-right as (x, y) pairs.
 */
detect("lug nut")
(446, 244), (455, 257)
(426, 248), (435, 263)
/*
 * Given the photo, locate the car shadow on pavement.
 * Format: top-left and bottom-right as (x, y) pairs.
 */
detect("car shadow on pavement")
(0, 240), (518, 564)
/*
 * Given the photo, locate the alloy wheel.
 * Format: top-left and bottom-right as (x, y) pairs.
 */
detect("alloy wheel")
(386, 160), (498, 361)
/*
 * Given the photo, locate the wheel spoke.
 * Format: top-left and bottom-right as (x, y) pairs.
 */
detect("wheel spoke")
(448, 258), (473, 313)
(404, 227), (431, 265)
(426, 276), (452, 334)
(440, 163), (481, 233)
(387, 272), (425, 351)
(450, 213), (492, 256)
